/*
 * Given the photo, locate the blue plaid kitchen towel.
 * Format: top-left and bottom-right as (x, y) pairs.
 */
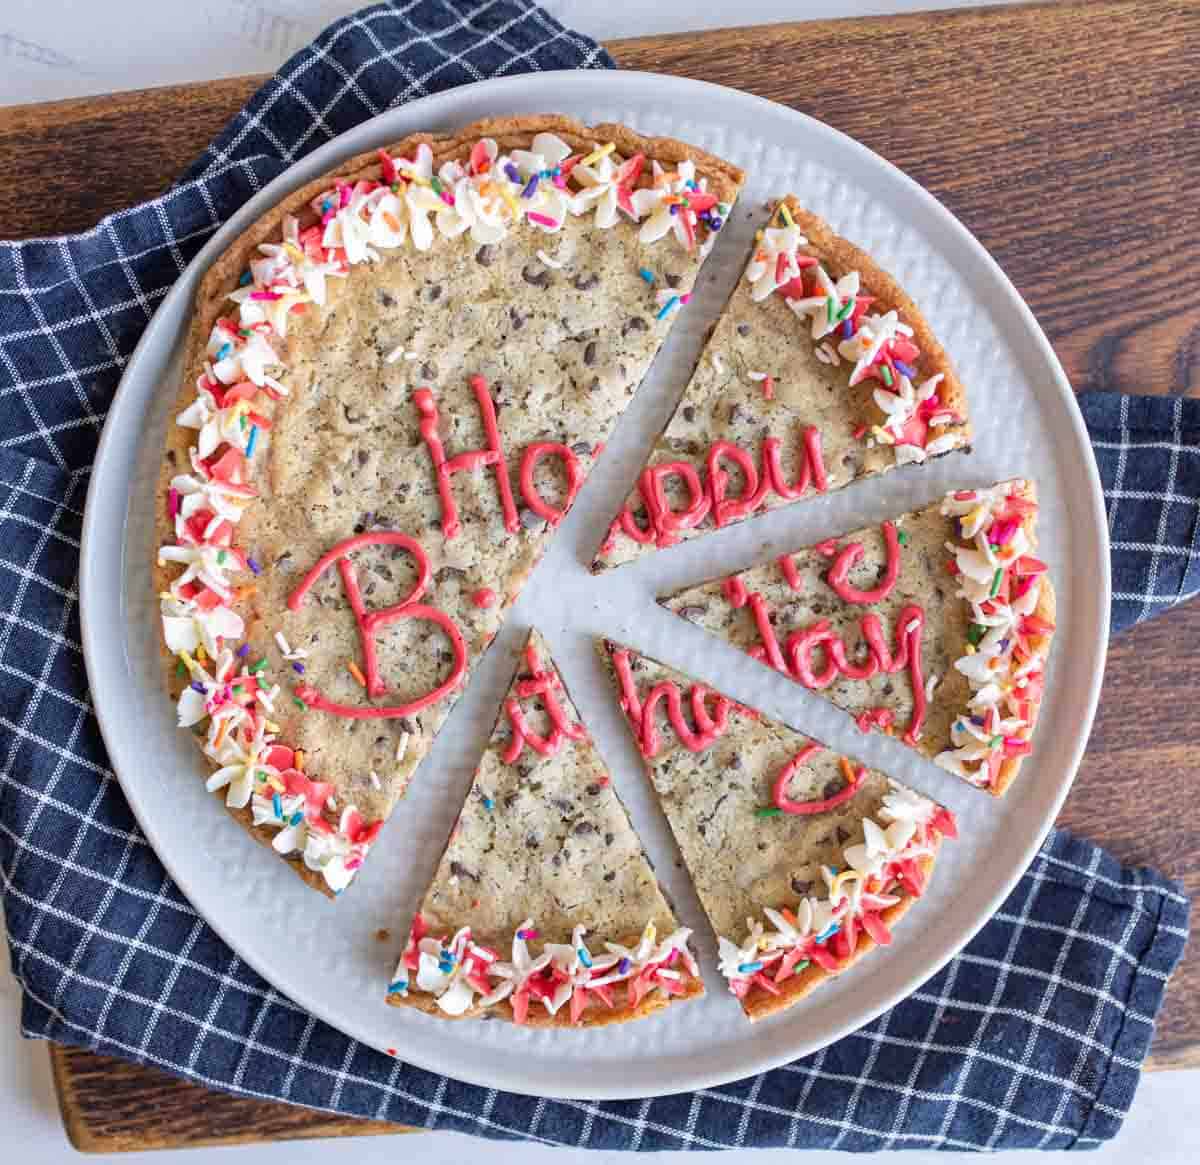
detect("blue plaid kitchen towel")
(0, 1), (1192, 1152)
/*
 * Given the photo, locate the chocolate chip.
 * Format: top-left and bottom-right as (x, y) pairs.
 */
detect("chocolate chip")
(552, 798), (574, 814)
(729, 754), (742, 769)
(584, 341), (597, 366)
(522, 264), (551, 288)
(586, 783), (604, 796)
(665, 273), (681, 288)
(573, 272), (599, 291)
(510, 307), (526, 330)
(675, 604), (707, 623)
(682, 405), (696, 423)
(737, 323), (752, 336)
(587, 376), (601, 392)
(475, 244), (496, 266)
(603, 871), (616, 882)
(574, 821), (595, 835)
(427, 284), (443, 302)
(571, 441), (591, 455)
(622, 316), (648, 336)
(343, 403), (366, 423)
(729, 403), (744, 424)
(357, 450), (369, 466)
(791, 878), (812, 895)
(525, 832), (541, 850)
(450, 860), (479, 882)
(604, 831), (615, 846)
(420, 362), (438, 380)
(519, 508), (543, 530)
(836, 826), (851, 844)
(378, 291), (395, 307)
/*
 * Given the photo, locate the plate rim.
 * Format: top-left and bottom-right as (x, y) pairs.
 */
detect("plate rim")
(79, 68), (1110, 1100)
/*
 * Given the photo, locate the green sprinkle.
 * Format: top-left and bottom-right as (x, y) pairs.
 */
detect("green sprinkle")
(293, 697), (306, 710)
(217, 550), (227, 564)
(967, 623), (986, 646)
(717, 202), (731, 215)
(881, 365), (894, 387)
(430, 176), (443, 194)
(897, 530), (909, 546)
(990, 734), (1003, 748)
(825, 295), (836, 320)
(250, 658), (268, 674)
(175, 659), (186, 677)
(990, 567), (1003, 596)
(793, 959), (811, 973)
(390, 181), (401, 194)
(755, 806), (783, 818)
(835, 297), (855, 322)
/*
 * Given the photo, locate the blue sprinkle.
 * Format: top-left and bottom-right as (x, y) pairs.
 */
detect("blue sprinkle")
(669, 204), (679, 216)
(737, 961), (764, 974)
(292, 662), (305, 674)
(238, 270), (252, 286)
(245, 425), (259, 458)
(504, 162), (521, 184)
(237, 643), (251, 658)
(322, 199), (334, 213)
(686, 179), (698, 190)
(521, 174), (539, 199)
(246, 556), (260, 575)
(272, 792), (283, 819)
(709, 216), (723, 231)
(617, 957), (631, 975)
(638, 267), (655, 284)
(289, 811), (304, 826)
(577, 948), (592, 968)
(894, 359), (917, 378)
(190, 681), (205, 694)
(656, 295), (680, 321)
(816, 923), (839, 944)
(842, 318), (854, 340)
(482, 796), (495, 810)
(387, 979), (407, 993)
(216, 343), (233, 362)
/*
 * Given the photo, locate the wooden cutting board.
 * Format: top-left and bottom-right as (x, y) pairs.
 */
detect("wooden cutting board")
(2, 0), (1194, 1151)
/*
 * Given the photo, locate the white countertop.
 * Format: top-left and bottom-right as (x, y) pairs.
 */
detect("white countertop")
(3, 2), (1196, 1161)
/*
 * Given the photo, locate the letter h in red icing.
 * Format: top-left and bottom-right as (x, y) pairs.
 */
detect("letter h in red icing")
(413, 376), (519, 540)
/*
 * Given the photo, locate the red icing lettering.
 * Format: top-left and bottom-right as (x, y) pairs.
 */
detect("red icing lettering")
(709, 441), (769, 527)
(826, 521), (901, 604)
(413, 375), (518, 540)
(771, 744), (866, 815)
(288, 532), (467, 720)
(501, 641), (586, 764)
(519, 442), (582, 527)
(471, 587), (496, 609)
(721, 576), (788, 674)
(612, 429), (826, 552)
(785, 606), (927, 745)
(611, 648), (731, 758)
(778, 554), (803, 591)
(855, 707), (895, 735)
(813, 538), (838, 557)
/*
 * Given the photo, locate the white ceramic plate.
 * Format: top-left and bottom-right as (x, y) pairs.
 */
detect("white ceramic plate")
(80, 71), (1109, 1100)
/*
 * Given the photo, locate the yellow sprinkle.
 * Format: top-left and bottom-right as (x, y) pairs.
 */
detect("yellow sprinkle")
(755, 229), (764, 241)
(266, 774), (285, 793)
(778, 203), (794, 227)
(159, 591), (173, 601)
(178, 650), (196, 673)
(964, 506), (984, 529)
(283, 242), (305, 263)
(294, 749), (305, 772)
(498, 182), (521, 221)
(212, 718), (229, 748)
(832, 869), (862, 898)
(195, 644), (207, 662)
(347, 660), (367, 688)
(581, 141), (616, 167)
(264, 721), (280, 733)
(965, 643), (976, 655)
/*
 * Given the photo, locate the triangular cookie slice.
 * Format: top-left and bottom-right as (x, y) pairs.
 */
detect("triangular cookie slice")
(597, 639), (956, 1020)
(593, 197), (971, 570)
(386, 629), (702, 1025)
(661, 480), (1054, 796)
(156, 117), (744, 894)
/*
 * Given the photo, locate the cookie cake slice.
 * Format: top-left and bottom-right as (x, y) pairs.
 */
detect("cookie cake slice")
(155, 117), (743, 894)
(593, 197), (971, 571)
(387, 629), (702, 1025)
(660, 480), (1055, 796)
(597, 639), (956, 1020)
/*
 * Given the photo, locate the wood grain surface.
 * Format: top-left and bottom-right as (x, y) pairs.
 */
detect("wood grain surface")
(4, 0), (1196, 1151)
